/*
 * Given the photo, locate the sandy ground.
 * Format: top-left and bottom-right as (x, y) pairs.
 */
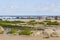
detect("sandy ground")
(0, 34), (60, 40)
(20, 19), (60, 22)
(43, 37), (60, 40)
(0, 34), (43, 40)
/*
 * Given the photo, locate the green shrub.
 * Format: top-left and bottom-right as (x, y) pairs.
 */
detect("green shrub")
(27, 22), (37, 25)
(27, 20), (37, 25)
(38, 22), (44, 24)
(29, 20), (35, 22)
(47, 21), (59, 25)
(7, 30), (17, 34)
(19, 30), (32, 35)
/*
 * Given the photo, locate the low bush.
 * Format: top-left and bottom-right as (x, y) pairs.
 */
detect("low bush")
(47, 21), (59, 25)
(37, 22), (44, 24)
(19, 30), (33, 35)
(7, 30), (17, 34)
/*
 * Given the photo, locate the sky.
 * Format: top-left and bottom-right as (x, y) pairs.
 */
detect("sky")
(0, 0), (60, 15)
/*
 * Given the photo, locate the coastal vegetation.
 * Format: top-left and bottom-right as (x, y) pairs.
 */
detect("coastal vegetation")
(27, 20), (37, 25)
(19, 30), (32, 35)
(0, 20), (60, 30)
(0, 19), (60, 37)
(0, 20), (60, 27)
(37, 22), (45, 24)
(7, 30), (17, 34)
(47, 21), (59, 25)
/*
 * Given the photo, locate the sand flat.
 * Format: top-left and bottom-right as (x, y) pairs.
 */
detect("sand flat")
(0, 34), (43, 40)
(0, 34), (60, 40)
(43, 37), (60, 40)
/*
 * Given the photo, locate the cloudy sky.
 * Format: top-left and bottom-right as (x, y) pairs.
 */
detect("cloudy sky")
(0, 0), (60, 15)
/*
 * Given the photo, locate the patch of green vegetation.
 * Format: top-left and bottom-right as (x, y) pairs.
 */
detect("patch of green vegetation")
(29, 20), (35, 22)
(0, 23), (32, 30)
(7, 30), (17, 34)
(27, 20), (37, 25)
(47, 21), (59, 25)
(0, 20), (25, 24)
(37, 22), (44, 24)
(19, 30), (33, 35)
(0, 20), (26, 28)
